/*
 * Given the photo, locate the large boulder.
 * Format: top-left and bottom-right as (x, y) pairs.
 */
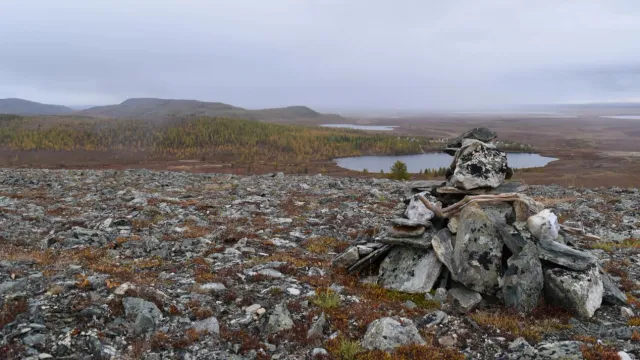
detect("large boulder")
(544, 266), (603, 319)
(378, 247), (442, 293)
(361, 317), (425, 351)
(447, 140), (509, 190)
(454, 205), (503, 294)
(501, 243), (544, 313)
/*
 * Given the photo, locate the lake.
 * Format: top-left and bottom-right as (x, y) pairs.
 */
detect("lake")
(603, 115), (640, 120)
(321, 124), (397, 131)
(335, 152), (558, 173)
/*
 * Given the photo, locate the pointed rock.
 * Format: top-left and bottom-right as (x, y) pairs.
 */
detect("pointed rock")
(502, 243), (543, 313)
(536, 239), (597, 271)
(431, 228), (455, 277)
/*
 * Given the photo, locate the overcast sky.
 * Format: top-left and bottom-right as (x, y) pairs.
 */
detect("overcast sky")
(1, 0), (640, 110)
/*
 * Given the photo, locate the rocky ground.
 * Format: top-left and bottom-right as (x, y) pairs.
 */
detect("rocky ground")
(0, 168), (639, 360)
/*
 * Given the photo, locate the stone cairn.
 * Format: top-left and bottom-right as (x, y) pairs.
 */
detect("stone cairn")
(333, 128), (627, 318)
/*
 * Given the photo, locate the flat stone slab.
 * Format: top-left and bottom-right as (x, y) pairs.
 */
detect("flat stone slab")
(378, 247), (442, 293)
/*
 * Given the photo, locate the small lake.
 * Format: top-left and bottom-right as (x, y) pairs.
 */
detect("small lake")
(321, 124), (397, 131)
(603, 115), (640, 120)
(335, 153), (558, 173)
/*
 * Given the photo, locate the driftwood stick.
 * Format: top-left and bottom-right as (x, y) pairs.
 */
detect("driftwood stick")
(440, 193), (542, 218)
(348, 245), (393, 274)
(416, 194), (444, 218)
(560, 225), (602, 242)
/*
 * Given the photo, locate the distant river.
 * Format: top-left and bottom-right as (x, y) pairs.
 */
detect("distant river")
(320, 124), (397, 131)
(335, 152), (558, 173)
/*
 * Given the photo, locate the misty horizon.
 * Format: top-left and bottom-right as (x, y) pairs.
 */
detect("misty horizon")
(2, 1), (640, 110)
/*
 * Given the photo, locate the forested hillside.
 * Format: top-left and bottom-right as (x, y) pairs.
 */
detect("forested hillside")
(0, 115), (434, 162)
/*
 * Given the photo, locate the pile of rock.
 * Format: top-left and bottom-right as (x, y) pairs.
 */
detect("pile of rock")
(334, 128), (627, 319)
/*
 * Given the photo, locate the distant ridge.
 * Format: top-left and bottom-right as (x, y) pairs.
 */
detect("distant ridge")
(0, 98), (73, 115)
(80, 98), (337, 122)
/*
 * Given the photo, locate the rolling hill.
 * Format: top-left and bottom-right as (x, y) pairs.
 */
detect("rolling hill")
(80, 98), (342, 123)
(0, 98), (73, 115)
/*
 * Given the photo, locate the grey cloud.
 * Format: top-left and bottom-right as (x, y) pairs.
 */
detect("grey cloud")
(1, 0), (640, 109)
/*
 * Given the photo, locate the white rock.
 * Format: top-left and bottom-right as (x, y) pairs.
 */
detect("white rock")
(544, 266), (603, 319)
(618, 351), (633, 360)
(621, 306), (635, 318)
(114, 282), (136, 295)
(527, 209), (560, 242)
(245, 304), (262, 314)
(287, 288), (301, 296)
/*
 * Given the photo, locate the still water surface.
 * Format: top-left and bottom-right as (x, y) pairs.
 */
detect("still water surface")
(335, 153), (558, 173)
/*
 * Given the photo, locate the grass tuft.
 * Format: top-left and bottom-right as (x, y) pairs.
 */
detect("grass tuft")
(312, 289), (341, 309)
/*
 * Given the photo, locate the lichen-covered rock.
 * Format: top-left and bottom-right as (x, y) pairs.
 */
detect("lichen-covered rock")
(447, 140), (508, 190)
(446, 127), (498, 149)
(544, 266), (603, 319)
(264, 303), (294, 334)
(501, 243), (543, 313)
(361, 317), (425, 351)
(404, 192), (435, 225)
(454, 205), (503, 294)
(378, 247), (442, 293)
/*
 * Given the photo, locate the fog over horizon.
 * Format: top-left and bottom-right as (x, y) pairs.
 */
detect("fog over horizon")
(2, 0), (640, 111)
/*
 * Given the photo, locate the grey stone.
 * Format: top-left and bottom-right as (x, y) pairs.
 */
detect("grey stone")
(536, 341), (583, 360)
(361, 317), (425, 351)
(122, 297), (163, 323)
(404, 192), (435, 225)
(133, 312), (156, 335)
(192, 316), (220, 335)
(431, 228), (455, 277)
(544, 266), (603, 319)
(332, 246), (360, 268)
(307, 312), (327, 339)
(447, 140), (508, 190)
(448, 286), (482, 312)
(536, 239), (598, 271)
(601, 270), (628, 305)
(507, 337), (537, 359)
(600, 326), (635, 340)
(0, 279), (27, 296)
(447, 127), (497, 148)
(418, 311), (448, 327)
(22, 333), (47, 347)
(434, 288), (447, 303)
(527, 209), (560, 242)
(378, 247), (442, 293)
(265, 303), (294, 334)
(481, 202), (515, 225)
(502, 243), (544, 313)
(454, 205), (503, 294)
